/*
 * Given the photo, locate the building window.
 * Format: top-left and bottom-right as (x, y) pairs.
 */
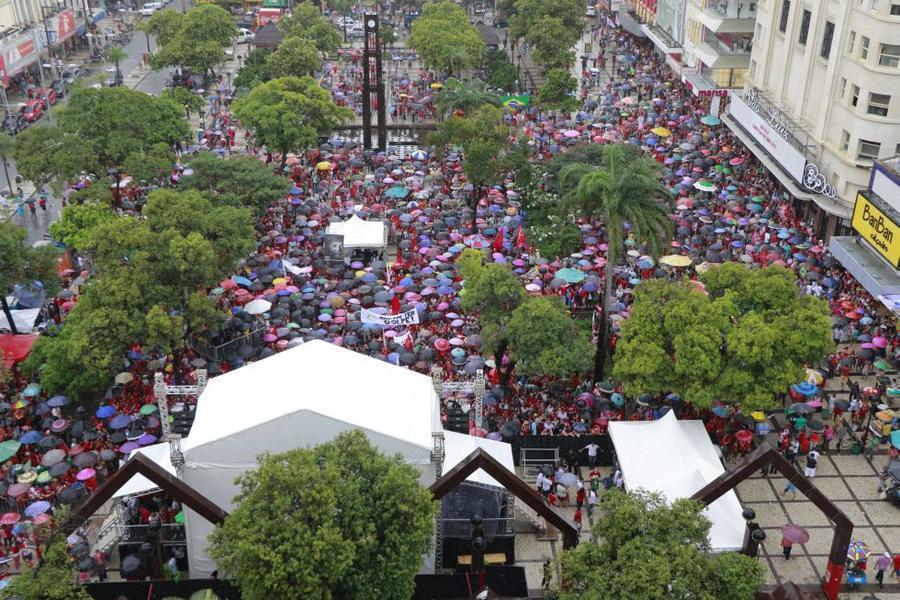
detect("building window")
(891, 3), (900, 14)
(838, 77), (846, 99)
(879, 43), (900, 67)
(872, 0), (879, 9)
(867, 92), (891, 116)
(779, 0), (791, 31)
(840, 130), (850, 151)
(861, 36), (870, 59)
(847, 31), (856, 54)
(858, 139), (881, 160)
(820, 21), (835, 57)
(851, 84), (860, 106)
(750, 59), (757, 78)
(798, 9), (811, 44)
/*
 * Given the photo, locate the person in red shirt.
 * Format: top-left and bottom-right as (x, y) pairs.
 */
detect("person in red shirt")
(573, 508), (583, 533)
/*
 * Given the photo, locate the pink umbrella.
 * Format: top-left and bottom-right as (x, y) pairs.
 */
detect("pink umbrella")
(75, 468), (96, 481)
(873, 336), (888, 348)
(563, 129), (580, 138)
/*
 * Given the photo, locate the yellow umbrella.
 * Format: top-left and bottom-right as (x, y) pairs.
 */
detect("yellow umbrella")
(659, 254), (693, 268)
(315, 161), (332, 171)
(272, 277), (287, 285)
(114, 372), (133, 385)
(805, 368), (824, 385)
(751, 411), (766, 422)
(18, 471), (36, 483)
(651, 126), (672, 137)
(430, 82), (443, 89)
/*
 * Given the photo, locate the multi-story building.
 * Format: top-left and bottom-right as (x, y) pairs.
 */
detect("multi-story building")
(727, 0), (900, 237)
(641, 0), (688, 74)
(682, 0), (757, 93)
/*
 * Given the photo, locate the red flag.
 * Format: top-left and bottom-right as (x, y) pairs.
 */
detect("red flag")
(492, 229), (504, 252)
(391, 293), (401, 315)
(515, 226), (527, 249)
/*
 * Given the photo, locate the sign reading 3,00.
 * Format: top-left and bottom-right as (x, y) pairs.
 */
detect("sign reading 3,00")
(851, 193), (900, 269)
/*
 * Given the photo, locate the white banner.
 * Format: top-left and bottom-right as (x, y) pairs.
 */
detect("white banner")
(728, 91), (806, 184)
(360, 308), (420, 326)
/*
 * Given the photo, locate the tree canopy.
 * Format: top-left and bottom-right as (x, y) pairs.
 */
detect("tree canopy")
(267, 35), (322, 78)
(4, 540), (91, 600)
(147, 5), (237, 75)
(613, 263), (835, 410)
(408, 1), (485, 75)
(509, 0), (583, 41)
(526, 17), (578, 71)
(234, 48), (274, 90)
(12, 126), (99, 187)
(434, 78), (500, 117)
(232, 76), (352, 166)
(180, 153), (291, 213)
(0, 222), (60, 298)
(29, 189), (253, 401)
(208, 430), (436, 600)
(554, 490), (764, 600)
(281, 5), (342, 54)
(536, 68), (578, 112)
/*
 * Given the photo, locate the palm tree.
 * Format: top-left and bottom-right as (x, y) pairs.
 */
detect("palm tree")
(106, 47), (128, 86)
(560, 143), (673, 381)
(434, 78), (501, 118)
(0, 132), (14, 195)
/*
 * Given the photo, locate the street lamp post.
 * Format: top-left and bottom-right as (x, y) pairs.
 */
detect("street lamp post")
(107, 167), (121, 208)
(739, 508), (766, 558)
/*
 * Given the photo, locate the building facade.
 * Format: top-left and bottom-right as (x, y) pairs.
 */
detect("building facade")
(682, 0), (757, 91)
(740, 0), (900, 231)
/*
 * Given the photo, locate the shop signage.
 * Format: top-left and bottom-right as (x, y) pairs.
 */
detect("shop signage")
(0, 32), (39, 86)
(851, 193), (900, 269)
(729, 90), (806, 182)
(743, 88), (794, 141)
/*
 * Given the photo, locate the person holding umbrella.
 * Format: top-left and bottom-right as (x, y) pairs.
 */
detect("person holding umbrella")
(876, 552), (891, 586)
(781, 524), (808, 561)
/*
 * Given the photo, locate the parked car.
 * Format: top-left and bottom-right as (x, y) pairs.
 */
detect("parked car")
(50, 78), (66, 96)
(61, 64), (80, 84)
(235, 27), (253, 43)
(140, 2), (163, 16)
(337, 16), (359, 28)
(2, 113), (26, 134)
(347, 24), (365, 38)
(20, 100), (43, 122)
(32, 87), (58, 109)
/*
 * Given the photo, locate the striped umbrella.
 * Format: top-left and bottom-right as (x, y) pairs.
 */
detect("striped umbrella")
(847, 539), (871, 562)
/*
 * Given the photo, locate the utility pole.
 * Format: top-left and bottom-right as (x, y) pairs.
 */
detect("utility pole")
(39, 3), (56, 125)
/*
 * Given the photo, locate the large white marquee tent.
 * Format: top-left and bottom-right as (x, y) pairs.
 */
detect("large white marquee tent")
(608, 411), (745, 552)
(175, 340), (442, 576)
(324, 214), (386, 249)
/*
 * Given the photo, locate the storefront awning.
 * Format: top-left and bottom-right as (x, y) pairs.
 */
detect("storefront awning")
(724, 113), (852, 220)
(829, 236), (900, 298)
(640, 24), (681, 54)
(618, 12), (647, 37)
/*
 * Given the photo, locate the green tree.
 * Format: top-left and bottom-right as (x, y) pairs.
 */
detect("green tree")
(0, 222), (60, 334)
(428, 105), (507, 151)
(409, 1), (485, 76)
(505, 296), (592, 376)
(123, 142), (175, 184)
(208, 430), (436, 600)
(180, 153), (291, 213)
(106, 46), (127, 84)
(525, 17), (578, 71)
(484, 48), (518, 93)
(554, 490), (764, 600)
(49, 201), (117, 250)
(234, 48), (274, 89)
(13, 127), (100, 188)
(4, 540), (91, 600)
(149, 5), (237, 76)
(233, 76), (352, 168)
(281, 5), (342, 54)
(140, 8), (183, 47)
(612, 264), (834, 411)
(161, 86), (204, 116)
(560, 143), (673, 380)
(536, 68), (578, 112)
(266, 35), (322, 78)
(434, 77), (500, 117)
(509, 0), (583, 41)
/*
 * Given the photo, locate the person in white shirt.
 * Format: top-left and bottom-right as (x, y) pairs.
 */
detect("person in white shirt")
(582, 442), (600, 467)
(587, 489), (597, 518)
(804, 449), (820, 478)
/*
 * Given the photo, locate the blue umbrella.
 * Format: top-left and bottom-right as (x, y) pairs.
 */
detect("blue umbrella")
(47, 396), (69, 408)
(700, 115), (721, 126)
(24, 500), (51, 518)
(793, 382), (818, 396)
(233, 276), (252, 287)
(95, 405), (116, 419)
(610, 393), (624, 407)
(18, 431), (42, 445)
(385, 186), (409, 199)
(109, 414), (132, 430)
(290, 186), (302, 195)
(712, 406), (730, 417)
(557, 268), (586, 283)
(822, 277), (836, 288)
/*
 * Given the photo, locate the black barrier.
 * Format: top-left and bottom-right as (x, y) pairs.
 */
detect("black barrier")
(414, 566), (527, 599)
(509, 434), (616, 468)
(85, 579), (239, 600)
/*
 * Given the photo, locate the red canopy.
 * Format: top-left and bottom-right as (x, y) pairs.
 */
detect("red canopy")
(0, 334), (38, 369)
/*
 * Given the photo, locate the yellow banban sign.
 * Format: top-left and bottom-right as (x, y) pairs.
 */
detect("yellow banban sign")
(851, 192), (900, 269)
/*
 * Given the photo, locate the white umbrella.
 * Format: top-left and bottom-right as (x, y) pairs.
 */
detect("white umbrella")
(244, 299), (272, 315)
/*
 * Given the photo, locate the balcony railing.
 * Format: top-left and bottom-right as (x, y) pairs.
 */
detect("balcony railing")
(121, 523), (186, 545)
(441, 518), (515, 539)
(703, 0), (757, 19)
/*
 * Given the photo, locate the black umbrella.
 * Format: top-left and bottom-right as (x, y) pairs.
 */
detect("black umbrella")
(109, 432), (127, 444)
(38, 435), (60, 448)
(57, 487), (80, 504)
(76, 556), (95, 572)
(49, 462), (71, 477)
(70, 542), (90, 557)
(499, 422), (518, 440)
(120, 554), (143, 578)
(73, 452), (98, 468)
(99, 449), (116, 461)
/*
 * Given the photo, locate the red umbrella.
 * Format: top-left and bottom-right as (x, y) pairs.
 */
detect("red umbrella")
(781, 524), (810, 544)
(0, 512), (20, 525)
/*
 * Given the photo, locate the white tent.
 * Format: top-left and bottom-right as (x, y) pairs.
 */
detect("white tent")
(608, 412), (745, 552)
(180, 340), (442, 577)
(325, 215), (386, 249)
(113, 443), (176, 499)
(443, 431), (515, 489)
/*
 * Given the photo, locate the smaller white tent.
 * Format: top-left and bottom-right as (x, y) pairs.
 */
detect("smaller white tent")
(608, 411), (745, 552)
(325, 215), (386, 249)
(443, 431), (515, 489)
(113, 443), (176, 499)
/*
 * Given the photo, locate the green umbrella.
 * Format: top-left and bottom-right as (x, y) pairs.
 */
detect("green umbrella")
(874, 359), (891, 371)
(557, 268), (586, 283)
(175, 511), (185, 524)
(0, 440), (21, 463)
(22, 383), (41, 397)
(190, 590), (220, 600)
(139, 404), (158, 416)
